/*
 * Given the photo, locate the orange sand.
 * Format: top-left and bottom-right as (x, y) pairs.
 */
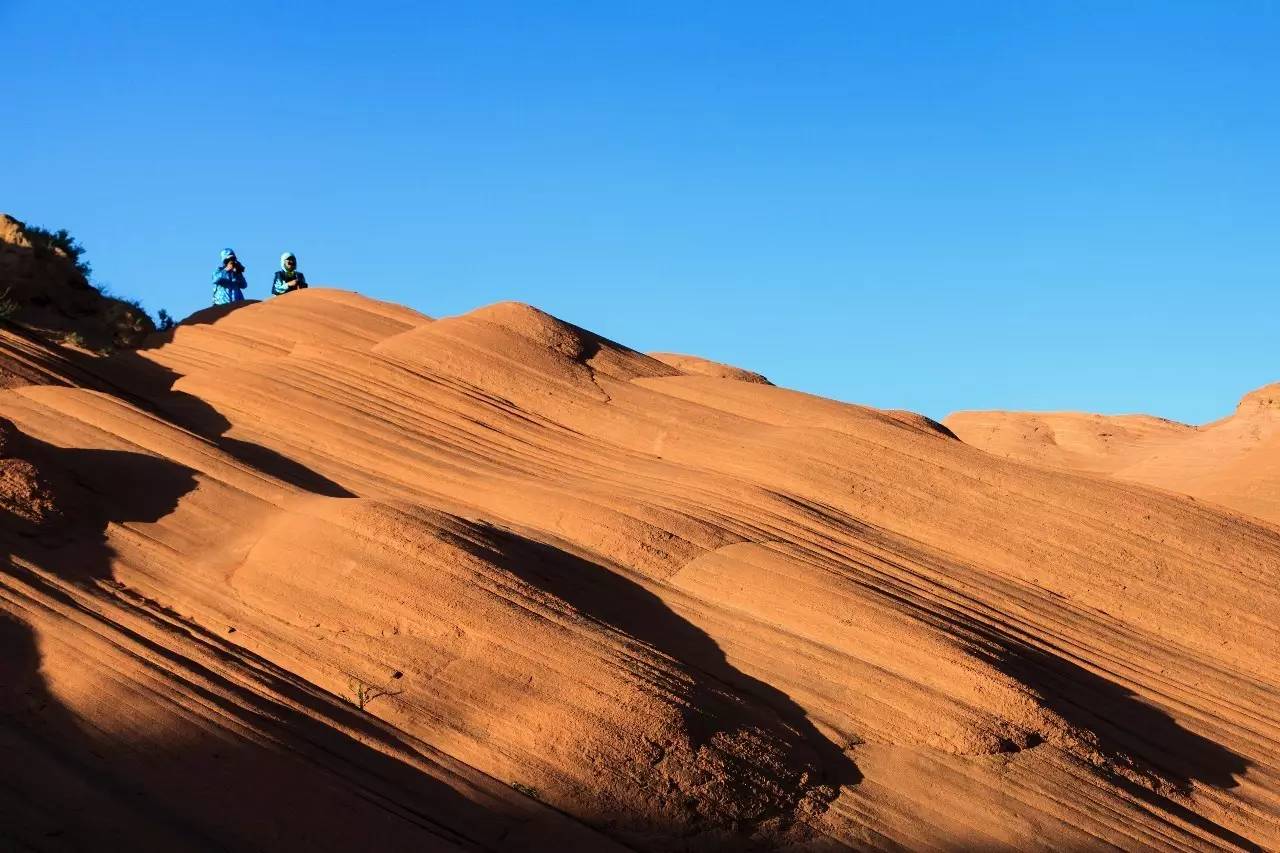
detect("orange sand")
(2, 290), (1277, 850)
(947, 385), (1280, 525)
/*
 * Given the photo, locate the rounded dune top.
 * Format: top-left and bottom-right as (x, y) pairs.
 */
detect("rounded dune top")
(175, 288), (432, 333)
(378, 300), (680, 384)
(137, 289), (434, 374)
(648, 352), (773, 385)
(463, 301), (598, 361)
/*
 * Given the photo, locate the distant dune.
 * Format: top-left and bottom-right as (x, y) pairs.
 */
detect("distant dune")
(947, 385), (1280, 524)
(1, 289), (1277, 850)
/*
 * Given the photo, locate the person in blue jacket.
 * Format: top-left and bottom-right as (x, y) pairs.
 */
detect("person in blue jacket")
(270, 251), (308, 295)
(212, 248), (247, 305)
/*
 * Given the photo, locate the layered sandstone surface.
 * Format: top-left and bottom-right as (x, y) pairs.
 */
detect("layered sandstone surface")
(2, 290), (1276, 850)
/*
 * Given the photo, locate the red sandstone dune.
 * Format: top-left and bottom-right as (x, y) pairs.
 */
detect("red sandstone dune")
(946, 386), (1280, 525)
(2, 289), (1278, 850)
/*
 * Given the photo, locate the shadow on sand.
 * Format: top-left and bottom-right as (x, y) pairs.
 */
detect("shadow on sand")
(991, 641), (1260, 851)
(477, 523), (862, 841)
(0, 420), (606, 851)
(784, 493), (1259, 848)
(72, 303), (354, 499)
(4, 301), (1257, 849)
(5, 302), (859, 850)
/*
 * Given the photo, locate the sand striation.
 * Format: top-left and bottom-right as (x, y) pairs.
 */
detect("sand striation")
(2, 290), (1277, 850)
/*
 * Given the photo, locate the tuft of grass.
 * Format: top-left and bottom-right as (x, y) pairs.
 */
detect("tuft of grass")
(510, 782), (541, 800)
(347, 675), (403, 711)
(157, 308), (176, 331)
(61, 330), (86, 348)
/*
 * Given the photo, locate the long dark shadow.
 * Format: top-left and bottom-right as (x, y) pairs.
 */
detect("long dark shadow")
(771, 492), (1258, 848)
(0, 421), (609, 851)
(989, 641), (1259, 852)
(69, 314), (355, 499)
(476, 523), (862, 831)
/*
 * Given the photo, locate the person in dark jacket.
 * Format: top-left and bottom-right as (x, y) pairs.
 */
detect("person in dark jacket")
(271, 252), (308, 295)
(211, 248), (247, 305)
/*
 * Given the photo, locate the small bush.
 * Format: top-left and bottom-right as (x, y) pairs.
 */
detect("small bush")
(22, 224), (91, 279)
(157, 308), (175, 331)
(9, 216), (156, 351)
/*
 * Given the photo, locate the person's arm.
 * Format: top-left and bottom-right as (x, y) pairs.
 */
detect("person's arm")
(271, 271), (287, 295)
(212, 268), (237, 287)
(295, 271), (307, 289)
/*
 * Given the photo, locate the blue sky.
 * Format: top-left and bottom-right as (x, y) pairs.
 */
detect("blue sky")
(5, 1), (1277, 423)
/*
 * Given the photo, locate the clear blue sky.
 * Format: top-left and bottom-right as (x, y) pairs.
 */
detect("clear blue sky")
(5, 1), (1277, 424)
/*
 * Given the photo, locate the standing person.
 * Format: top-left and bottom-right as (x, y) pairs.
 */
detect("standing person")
(211, 248), (247, 305)
(271, 251), (308, 295)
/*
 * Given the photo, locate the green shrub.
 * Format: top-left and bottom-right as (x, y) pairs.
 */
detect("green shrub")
(10, 216), (158, 350)
(157, 308), (175, 331)
(22, 223), (92, 279)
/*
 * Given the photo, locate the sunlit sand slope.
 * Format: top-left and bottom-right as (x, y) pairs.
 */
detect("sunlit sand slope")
(2, 289), (1277, 851)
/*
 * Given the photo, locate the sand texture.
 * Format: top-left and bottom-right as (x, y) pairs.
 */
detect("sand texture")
(2, 290), (1277, 851)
